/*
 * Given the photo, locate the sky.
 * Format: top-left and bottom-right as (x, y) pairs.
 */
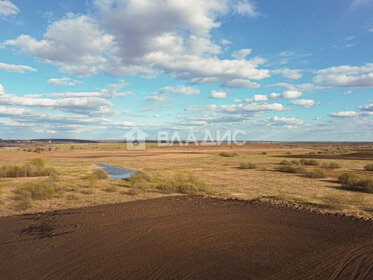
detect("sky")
(0, 0), (372, 141)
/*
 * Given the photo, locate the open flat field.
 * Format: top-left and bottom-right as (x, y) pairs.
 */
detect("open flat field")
(0, 142), (372, 219)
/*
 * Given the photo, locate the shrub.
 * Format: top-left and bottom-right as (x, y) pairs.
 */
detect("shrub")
(280, 160), (291, 165)
(158, 173), (210, 194)
(276, 165), (306, 174)
(300, 159), (320, 166)
(14, 179), (64, 201)
(30, 158), (45, 170)
(364, 164), (373, 171)
(92, 169), (109, 179)
(103, 185), (118, 192)
(306, 169), (327, 178)
(261, 152), (267, 155)
(338, 173), (373, 193)
(39, 167), (57, 176)
(328, 162), (341, 169)
(290, 160), (300, 166)
(6, 165), (22, 177)
(239, 162), (257, 169)
(219, 152), (236, 157)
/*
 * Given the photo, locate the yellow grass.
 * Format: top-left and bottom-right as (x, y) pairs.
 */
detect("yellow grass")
(0, 143), (372, 219)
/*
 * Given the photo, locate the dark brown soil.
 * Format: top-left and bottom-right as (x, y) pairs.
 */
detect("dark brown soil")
(1, 196), (372, 280)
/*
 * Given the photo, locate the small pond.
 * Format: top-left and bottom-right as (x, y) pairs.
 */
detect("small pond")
(95, 163), (136, 179)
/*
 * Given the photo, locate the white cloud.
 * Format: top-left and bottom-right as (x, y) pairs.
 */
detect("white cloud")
(210, 90), (227, 99)
(187, 102), (287, 114)
(328, 111), (360, 118)
(0, 84), (114, 116)
(221, 79), (260, 88)
(290, 99), (317, 108)
(314, 63), (373, 87)
(369, 28), (373, 33)
(342, 90), (352, 95)
(0, 0), (19, 16)
(269, 90), (302, 100)
(358, 103), (373, 112)
(232, 48), (252, 60)
(5, 1), (270, 85)
(48, 77), (81, 86)
(281, 90), (302, 99)
(268, 82), (319, 91)
(0, 84), (4, 95)
(146, 85), (199, 101)
(245, 94), (268, 102)
(272, 68), (302, 80)
(0, 62), (36, 73)
(269, 116), (305, 125)
(50, 80), (132, 98)
(4, 14), (113, 76)
(232, 0), (260, 18)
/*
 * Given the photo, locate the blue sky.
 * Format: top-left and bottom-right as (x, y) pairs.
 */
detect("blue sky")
(0, 0), (372, 141)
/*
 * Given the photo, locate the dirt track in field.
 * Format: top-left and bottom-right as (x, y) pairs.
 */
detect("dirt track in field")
(1, 196), (372, 280)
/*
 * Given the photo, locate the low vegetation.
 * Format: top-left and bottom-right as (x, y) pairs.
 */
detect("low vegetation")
(13, 178), (66, 210)
(126, 171), (211, 195)
(338, 173), (373, 193)
(92, 169), (109, 179)
(219, 152), (237, 157)
(239, 162), (257, 169)
(157, 173), (211, 194)
(364, 164), (373, 171)
(300, 159), (320, 166)
(0, 158), (57, 178)
(305, 168), (327, 178)
(276, 165), (307, 174)
(322, 162), (342, 169)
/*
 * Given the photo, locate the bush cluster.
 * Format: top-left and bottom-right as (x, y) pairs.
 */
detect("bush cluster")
(305, 169), (327, 178)
(14, 178), (65, 210)
(219, 152), (237, 157)
(300, 159), (320, 166)
(276, 165), (307, 174)
(239, 162), (257, 169)
(338, 173), (373, 193)
(364, 164), (373, 171)
(0, 158), (56, 178)
(157, 173), (211, 194)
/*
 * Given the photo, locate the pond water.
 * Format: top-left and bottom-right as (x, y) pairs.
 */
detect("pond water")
(95, 163), (136, 179)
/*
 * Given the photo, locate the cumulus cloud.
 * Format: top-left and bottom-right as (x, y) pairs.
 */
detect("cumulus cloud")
(186, 102), (287, 114)
(289, 99), (317, 108)
(0, 0), (19, 16)
(221, 79), (260, 88)
(4, 14), (113, 76)
(0, 84), (115, 116)
(272, 68), (302, 80)
(232, 48), (252, 60)
(48, 77), (81, 86)
(4, 0), (269, 85)
(232, 0), (261, 18)
(0, 62), (36, 73)
(314, 63), (373, 87)
(358, 103), (373, 112)
(50, 80), (132, 98)
(245, 94), (268, 102)
(268, 90), (303, 100)
(267, 116), (305, 126)
(328, 111), (361, 118)
(146, 85), (199, 101)
(210, 90), (227, 99)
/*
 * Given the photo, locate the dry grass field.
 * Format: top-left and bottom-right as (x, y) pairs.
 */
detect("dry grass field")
(1, 142), (373, 219)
